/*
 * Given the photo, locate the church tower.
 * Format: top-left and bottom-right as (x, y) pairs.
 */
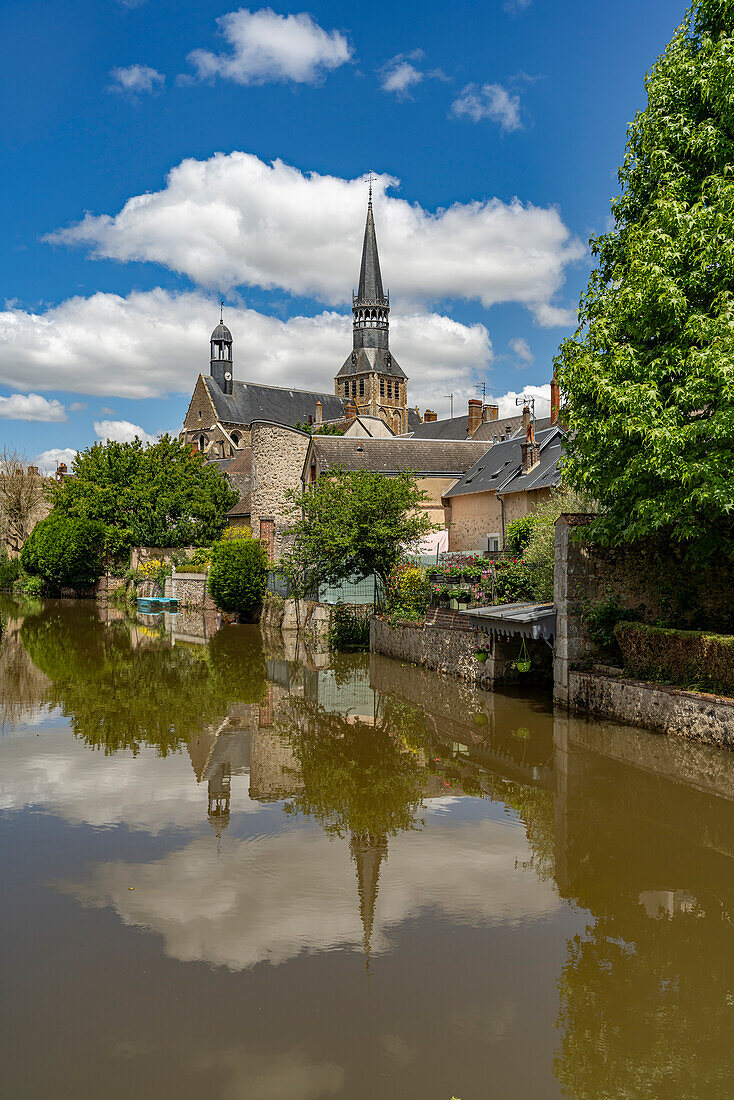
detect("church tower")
(335, 186), (408, 433)
(210, 306), (234, 395)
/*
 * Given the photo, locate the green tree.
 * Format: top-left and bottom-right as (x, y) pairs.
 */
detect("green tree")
(21, 512), (105, 588)
(286, 469), (434, 590)
(208, 536), (269, 615)
(51, 436), (237, 553)
(556, 0), (734, 562)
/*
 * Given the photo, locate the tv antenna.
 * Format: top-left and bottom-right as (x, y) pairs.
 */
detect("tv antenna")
(476, 381), (487, 402)
(515, 394), (536, 427)
(443, 393), (454, 418)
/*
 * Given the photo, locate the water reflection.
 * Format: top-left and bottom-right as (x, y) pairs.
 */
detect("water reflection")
(1, 599), (734, 1097)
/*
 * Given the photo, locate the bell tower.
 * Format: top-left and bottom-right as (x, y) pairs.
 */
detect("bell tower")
(335, 180), (408, 433)
(210, 303), (234, 395)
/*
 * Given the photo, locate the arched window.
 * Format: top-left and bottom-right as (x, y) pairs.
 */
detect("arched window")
(199, 435), (206, 451)
(380, 379), (385, 397)
(359, 378), (364, 396)
(387, 380), (393, 399)
(231, 431), (240, 446)
(352, 379), (357, 396)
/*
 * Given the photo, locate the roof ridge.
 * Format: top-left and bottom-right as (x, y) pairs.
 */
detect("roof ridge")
(206, 376), (345, 401)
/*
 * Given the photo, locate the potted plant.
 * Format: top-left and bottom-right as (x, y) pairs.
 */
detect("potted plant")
(457, 588), (471, 611)
(475, 648), (488, 663)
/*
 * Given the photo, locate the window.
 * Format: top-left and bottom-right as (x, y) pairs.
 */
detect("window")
(394, 381), (400, 401)
(199, 435), (206, 451)
(359, 378), (364, 396)
(387, 380), (392, 399)
(380, 379), (385, 397)
(352, 379), (357, 396)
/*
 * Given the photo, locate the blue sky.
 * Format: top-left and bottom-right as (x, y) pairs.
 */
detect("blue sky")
(0, 0), (683, 468)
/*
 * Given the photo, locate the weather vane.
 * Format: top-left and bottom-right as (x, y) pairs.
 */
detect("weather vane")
(220, 298), (224, 322)
(368, 170), (377, 203)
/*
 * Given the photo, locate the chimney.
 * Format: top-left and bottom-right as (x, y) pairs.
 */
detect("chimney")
(27, 465), (39, 476)
(315, 400), (323, 425)
(522, 403), (531, 435)
(550, 373), (560, 426)
(482, 404), (499, 423)
(468, 398), (482, 435)
(424, 409), (437, 422)
(521, 421), (540, 474)
(346, 400), (357, 423)
(56, 463), (67, 480)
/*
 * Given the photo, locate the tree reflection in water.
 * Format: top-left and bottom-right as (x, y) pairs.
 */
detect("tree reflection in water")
(18, 601), (267, 756)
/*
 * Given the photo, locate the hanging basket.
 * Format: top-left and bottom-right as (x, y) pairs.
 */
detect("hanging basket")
(475, 649), (488, 663)
(514, 637), (531, 673)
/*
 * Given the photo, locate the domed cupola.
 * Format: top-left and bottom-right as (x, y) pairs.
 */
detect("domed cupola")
(210, 306), (234, 394)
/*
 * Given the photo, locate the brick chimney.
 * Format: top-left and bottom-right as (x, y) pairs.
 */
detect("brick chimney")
(27, 465), (39, 476)
(56, 462), (67, 480)
(521, 421), (540, 474)
(468, 398), (482, 435)
(423, 409), (437, 422)
(482, 404), (499, 423)
(346, 400), (358, 423)
(315, 400), (322, 425)
(522, 403), (531, 435)
(550, 373), (560, 426)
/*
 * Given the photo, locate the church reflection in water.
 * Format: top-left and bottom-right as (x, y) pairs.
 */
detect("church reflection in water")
(3, 594), (734, 1094)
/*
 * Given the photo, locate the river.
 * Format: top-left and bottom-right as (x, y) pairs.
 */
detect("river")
(1, 598), (733, 1099)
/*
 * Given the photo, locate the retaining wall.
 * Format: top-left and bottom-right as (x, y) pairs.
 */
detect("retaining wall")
(166, 572), (218, 611)
(370, 616), (522, 687)
(569, 670), (734, 749)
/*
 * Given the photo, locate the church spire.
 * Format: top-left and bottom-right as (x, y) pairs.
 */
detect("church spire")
(350, 831), (388, 976)
(357, 190), (386, 305)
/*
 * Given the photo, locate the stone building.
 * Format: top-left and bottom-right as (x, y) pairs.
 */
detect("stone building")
(442, 417), (566, 552)
(180, 194), (421, 459)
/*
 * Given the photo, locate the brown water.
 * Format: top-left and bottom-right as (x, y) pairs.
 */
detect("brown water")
(1, 598), (733, 1099)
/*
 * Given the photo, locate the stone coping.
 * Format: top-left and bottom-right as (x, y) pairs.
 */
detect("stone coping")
(581, 669), (734, 709)
(174, 571), (208, 580)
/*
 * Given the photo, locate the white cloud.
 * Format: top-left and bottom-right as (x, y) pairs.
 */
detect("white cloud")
(68, 401), (87, 412)
(451, 83), (523, 131)
(94, 419), (158, 445)
(186, 8), (351, 86)
(67, 813), (560, 971)
(490, 383), (551, 418)
(509, 337), (533, 364)
(378, 50), (438, 98)
(0, 393), (67, 422)
(46, 152), (582, 322)
(0, 289), (491, 409)
(110, 64), (165, 95)
(34, 447), (77, 475)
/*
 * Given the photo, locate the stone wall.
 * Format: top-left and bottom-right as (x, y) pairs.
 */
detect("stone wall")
(554, 513), (734, 712)
(370, 616), (526, 687)
(568, 670), (734, 748)
(168, 572), (218, 611)
(250, 421), (311, 559)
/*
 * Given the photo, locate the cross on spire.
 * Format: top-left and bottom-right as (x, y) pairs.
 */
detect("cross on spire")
(367, 170), (377, 205)
(220, 299), (224, 323)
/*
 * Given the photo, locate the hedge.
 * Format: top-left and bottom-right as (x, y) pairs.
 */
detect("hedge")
(207, 536), (268, 616)
(614, 621), (734, 697)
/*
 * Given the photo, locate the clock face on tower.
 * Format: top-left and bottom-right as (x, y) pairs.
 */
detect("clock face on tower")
(224, 371), (232, 381)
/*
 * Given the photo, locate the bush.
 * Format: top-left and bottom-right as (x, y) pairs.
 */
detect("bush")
(383, 563), (430, 622)
(615, 621), (734, 697)
(328, 603), (371, 650)
(493, 558), (538, 603)
(207, 537), (268, 616)
(221, 524), (252, 541)
(21, 512), (105, 588)
(585, 594), (642, 657)
(505, 514), (539, 556)
(0, 551), (21, 590)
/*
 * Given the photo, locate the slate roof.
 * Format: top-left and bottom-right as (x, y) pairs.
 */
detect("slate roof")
(336, 346), (406, 379)
(444, 427), (564, 498)
(357, 200), (387, 303)
(409, 413), (554, 443)
(306, 437), (491, 477)
(407, 414), (471, 440)
(203, 376), (347, 428)
(223, 448), (253, 518)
